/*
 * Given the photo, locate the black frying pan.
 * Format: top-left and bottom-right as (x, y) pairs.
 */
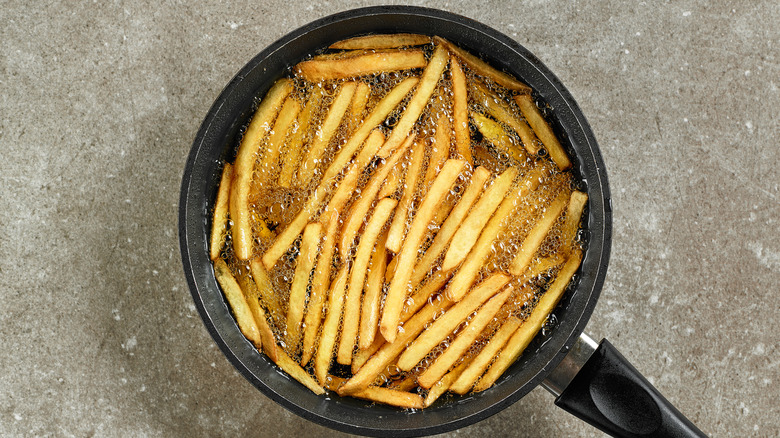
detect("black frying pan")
(179, 6), (705, 437)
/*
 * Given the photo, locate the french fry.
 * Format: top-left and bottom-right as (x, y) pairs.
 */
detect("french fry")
(385, 139), (426, 253)
(326, 376), (425, 409)
(515, 93), (572, 170)
(279, 85), (325, 188)
(450, 56), (471, 163)
(417, 285), (512, 388)
(249, 258), (285, 330)
(397, 273), (510, 371)
(359, 228), (389, 349)
(210, 163), (233, 261)
(298, 82), (358, 187)
(274, 348), (325, 395)
(518, 254), (565, 285)
(213, 259), (262, 347)
(472, 81), (539, 156)
(380, 159), (466, 343)
(399, 270), (451, 322)
(378, 152), (406, 199)
(471, 112), (526, 162)
(296, 49), (427, 81)
(377, 44), (449, 158)
(352, 334), (384, 374)
(474, 249), (583, 392)
(560, 190), (588, 254)
(421, 113), (452, 189)
(329, 33), (432, 50)
(424, 360), (469, 406)
(411, 166), (491, 284)
(235, 270), (279, 362)
(449, 315), (522, 394)
(231, 79), (293, 260)
(347, 81), (371, 134)
(286, 222), (323, 354)
(314, 264), (350, 384)
(435, 37), (532, 94)
(257, 97), (302, 183)
(338, 198), (397, 364)
(441, 166), (517, 271)
(509, 189), (570, 276)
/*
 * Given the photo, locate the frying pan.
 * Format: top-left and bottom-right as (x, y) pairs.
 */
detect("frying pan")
(179, 6), (706, 437)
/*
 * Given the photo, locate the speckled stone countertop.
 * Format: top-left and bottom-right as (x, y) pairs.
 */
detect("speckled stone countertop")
(1, 1), (777, 437)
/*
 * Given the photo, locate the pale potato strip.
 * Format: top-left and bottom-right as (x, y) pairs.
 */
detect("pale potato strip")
(474, 249), (583, 392)
(377, 44), (449, 158)
(450, 56), (471, 163)
(297, 49), (427, 81)
(435, 37), (532, 94)
(249, 258), (285, 330)
(411, 166), (491, 284)
(314, 264), (350, 384)
(274, 348), (325, 395)
(449, 315), (522, 394)
(385, 139), (426, 253)
(441, 166), (517, 271)
(560, 190), (588, 255)
(210, 163), (233, 261)
(257, 97), (302, 182)
(327, 376), (425, 409)
(298, 82), (358, 187)
(515, 93), (572, 170)
(301, 214), (340, 366)
(235, 270), (279, 362)
(213, 259), (262, 347)
(417, 285), (512, 388)
(424, 360), (469, 406)
(231, 79), (293, 260)
(471, 112), (525, 162)
(339, 135), (414, 255)
(279, 85), (325, 188)
(380, 159), (466, 343)
(285, 222), (323, 354)
(397, 273), (510, 371)
(422, 114), (452, 189)
(473, 81), (539, 155)
(509, 189), (570, 276)
(338, 198), (397, 364)
(359, 228), (389, 349)
(329, 33), (432, 50)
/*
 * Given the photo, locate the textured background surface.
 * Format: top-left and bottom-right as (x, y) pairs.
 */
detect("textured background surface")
(1, 1), (778, 437)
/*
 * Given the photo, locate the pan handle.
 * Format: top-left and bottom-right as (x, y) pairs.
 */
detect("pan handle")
(543, 334), (707, 437)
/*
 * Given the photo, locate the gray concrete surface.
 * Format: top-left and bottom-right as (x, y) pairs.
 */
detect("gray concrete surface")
(1, 1), (778, 437)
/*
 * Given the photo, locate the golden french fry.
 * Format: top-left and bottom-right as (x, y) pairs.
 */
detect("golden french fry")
(435, 37), (532, 94)
(296, 49), (427, 81)
(518, 254), (565, 285)
(472, 81), (539, 156)
(329, 33), (431, 50)
(326, 376), (425, 409)
(347, 81), (371, 134)
(279, 85), (325, 188)
(235, 270), (279, 362)
(378, 153), (406, 199)
(314, 264), (350, 384)
(474, 249), (582, 392)
(338, 198), (398, 364)
(352, 334), (384, 374)
(231, 79), (293, 260)
(210, 163), (233, 261)
(385, 139), (426, 253)
(560, 190), (588, 254)
(450, 56), (471, 163)
(509, 189), (570, 276)
(286, 222), (323, 354)
(274, 348), (325, 395)
(257, 97), (302, 184)
(298, 82), (358, 187)
(515, 93), (572, 170)
(417, 285), (512, 388)
(377, 44), (449, 158)
(380, 159), (466, 343)
(441, 166), (517, 271)
(422, 113), (452, 189)
(249, 258), (285, 330)
(449, 315), (522, 394)
(213, 259), (262, 347)
(359, 228), (389, 349)
(471, 112), (526, 162)
(424, 360), (469, 406)
(397, 273), (510, 371)
(399, 270), (451, 322)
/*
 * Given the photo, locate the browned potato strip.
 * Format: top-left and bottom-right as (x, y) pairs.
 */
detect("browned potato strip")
(210, 163), (233, 261)
(297, 49), (427, 81)
(411, 166), (491, 284)
(560, 190), (588, 254)
(329, 33), (432, 50)
(472, 112), (526, 162)
(314, 264), (350, 384)
(235, 270), (279, 362)
(449, 315), (522, 394)
(515, 93), (572, 170)
(474, 249), (583, 392)
(257, 97), (302, 184)
(338, 198), (398, 364)
(385, 139), (426, 253)
(450, 56), (471, 163)
(377, 44), (449, 158)
(509, 190), (570, 276)
(435, 37), (532, 94)
(417, 285), (512, 388)
(298, 82), (358, 187)
(359, 228), (389, 349)
(213, 259), (262, 347)
(274, 348), (325, 395)
(231, 79), (293, 260)
(472, 81), (539, 155)
(286, 222), (323, 354)
(441, 166), (517, 271)
(381, 159), (466, 343)
(397, 273), (510, 371)
(424, 360), (470, 406)
(279, 85), (325, 188)
(249, 258), (285, 330)
(422, 113), (452, 189)
(327, 376), (425, 409)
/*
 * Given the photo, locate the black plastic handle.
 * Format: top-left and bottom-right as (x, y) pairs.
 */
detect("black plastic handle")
(555, 339), (707, 437)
